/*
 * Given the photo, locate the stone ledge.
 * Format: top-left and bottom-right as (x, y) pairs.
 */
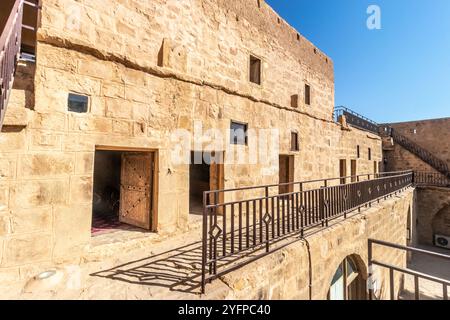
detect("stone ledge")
(2, 107), (30, 128)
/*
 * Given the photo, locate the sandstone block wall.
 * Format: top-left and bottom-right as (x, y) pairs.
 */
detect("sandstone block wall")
(0, 0), (382, 274)
(415, 186), (450, 246)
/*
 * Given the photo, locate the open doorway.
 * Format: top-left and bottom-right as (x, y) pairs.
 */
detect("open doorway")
(340, 159), (347, 184)
(279, 155), (295, 194)
(92, 149), (157, 236)
(189, 151), (224, 216)
(351, 160), (357, 182)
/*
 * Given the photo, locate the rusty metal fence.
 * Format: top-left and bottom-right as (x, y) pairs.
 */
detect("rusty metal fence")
(201, 170), (414, 292)
(0, 0), (24, 130)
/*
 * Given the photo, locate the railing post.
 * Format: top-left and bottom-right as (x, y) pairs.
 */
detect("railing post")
(265, 186), (270, 253)
(368, 239), (373, 300)
(319, 187), (325, 227)
(201, 192), (207, 294)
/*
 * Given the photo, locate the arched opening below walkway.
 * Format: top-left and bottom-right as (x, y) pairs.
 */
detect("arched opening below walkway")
(327, 255), (367, 300)
(432, 204), (450, 244)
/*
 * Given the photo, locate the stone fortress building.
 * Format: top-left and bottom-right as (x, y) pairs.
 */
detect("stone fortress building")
(0, 0), (448, 300)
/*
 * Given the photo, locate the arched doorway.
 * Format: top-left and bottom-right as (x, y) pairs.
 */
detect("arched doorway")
(432, 204), (450, 238)
(327, 256), (367, 300)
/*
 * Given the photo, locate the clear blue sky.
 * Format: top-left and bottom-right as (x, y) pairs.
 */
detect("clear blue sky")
(266, 0), (450, 123)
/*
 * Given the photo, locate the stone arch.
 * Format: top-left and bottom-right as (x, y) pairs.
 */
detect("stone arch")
(324, 253), (368, 300)
(432, 203), (450, 238)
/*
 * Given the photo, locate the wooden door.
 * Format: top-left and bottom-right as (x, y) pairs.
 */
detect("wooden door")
(351, 160), (357, 182)
(120, 152), (153, 230)
(209, 152), (224, 208)
(279, 155), (294, 194)
(340, 159), (347, 185)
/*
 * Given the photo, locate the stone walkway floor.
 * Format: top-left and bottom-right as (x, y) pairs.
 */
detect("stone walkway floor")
(0, 219), (232, 300)
(1, 216), (448, 300)
(401, 245), (450, 300)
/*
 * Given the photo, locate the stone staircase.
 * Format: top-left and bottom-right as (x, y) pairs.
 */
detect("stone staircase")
(386, 127), (450, 179)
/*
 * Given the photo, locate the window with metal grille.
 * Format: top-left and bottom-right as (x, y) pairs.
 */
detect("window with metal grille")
(68, 93), (89, 113)
(230, 121), (248, 145)
(249, 55), (261, 85)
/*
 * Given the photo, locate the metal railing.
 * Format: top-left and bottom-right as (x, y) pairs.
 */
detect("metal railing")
(334, 106), (380, 135)
(414, 171), (450, 187)
(201, 170), (414, 292)
(368, 239), (450, 300)
(0, 0), (24, 130)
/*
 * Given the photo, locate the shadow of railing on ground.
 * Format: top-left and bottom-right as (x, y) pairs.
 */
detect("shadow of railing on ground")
(90, 241), (205, 294)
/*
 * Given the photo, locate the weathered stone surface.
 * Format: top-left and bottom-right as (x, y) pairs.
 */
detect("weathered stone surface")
(416, 186), (450, 246)
(69, 176), (93, 204)
(3, 234), (52, 267)
(19, 154), (75, 178)
(52, 205), (91, 260)
(0, 215), (11, 237)
(10, 207), (52, 234)
(9, 180), (69, 209)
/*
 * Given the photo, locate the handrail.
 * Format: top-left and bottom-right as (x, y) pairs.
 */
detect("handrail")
(334, 106), (380, 135)
(0, 0), (23, 47)
(204, 170), (411, 196)
(0, 0), (24, 129)
(201, 170), (414, 293)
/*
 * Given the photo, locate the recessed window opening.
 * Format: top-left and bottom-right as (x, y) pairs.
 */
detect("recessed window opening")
(305, 84), (311, 105)
(230, 121), (248, 145)
(249, 55), (261, 85)
(68, 93), (89, 113)
(291, 131), (299, 151)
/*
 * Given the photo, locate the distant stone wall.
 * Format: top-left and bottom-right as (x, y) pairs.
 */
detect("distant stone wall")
(415, 186), (450, 246)
(204, 189), (414, 300)
(383, 118), (450, 173)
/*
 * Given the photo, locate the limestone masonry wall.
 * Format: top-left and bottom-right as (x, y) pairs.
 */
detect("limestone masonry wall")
(415, 187), (450, 246)
(0, 0), (382, 276)
(205, 189), (414, 300)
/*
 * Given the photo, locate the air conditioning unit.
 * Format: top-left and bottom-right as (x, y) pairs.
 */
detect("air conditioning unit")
(435, 235), (450, 249)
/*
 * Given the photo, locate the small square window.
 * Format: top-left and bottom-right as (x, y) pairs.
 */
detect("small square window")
(291, 131), (299, 151)
(249, 55), (261, 85)
(305, 84), (311, 105)
(230, 121), (248, 145)
(68, 93), (89, 113)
